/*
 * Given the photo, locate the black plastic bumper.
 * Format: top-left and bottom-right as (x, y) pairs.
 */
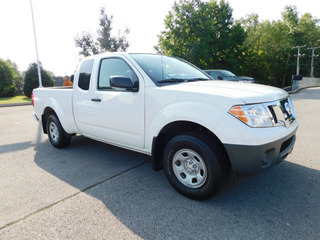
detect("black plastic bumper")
(224, 128), (297, 177)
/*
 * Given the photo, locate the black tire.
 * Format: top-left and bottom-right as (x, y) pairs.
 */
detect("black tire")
(46, 114), (71, 148)
(163, 132), (229, 200)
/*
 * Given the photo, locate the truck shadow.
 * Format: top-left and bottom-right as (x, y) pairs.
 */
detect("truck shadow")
(34, 136), (150, 191)
(34, 136), (320, 239)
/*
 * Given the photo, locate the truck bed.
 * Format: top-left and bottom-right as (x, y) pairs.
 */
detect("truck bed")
(33, 87), (79, 134)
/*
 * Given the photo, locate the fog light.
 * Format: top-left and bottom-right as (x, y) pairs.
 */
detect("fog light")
(261, 149), (274, 168)
(261, 159), (270, 167)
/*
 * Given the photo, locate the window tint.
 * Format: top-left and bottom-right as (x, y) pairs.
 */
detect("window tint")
(78, 59), (94, 90)
(98, 58), (138, 90)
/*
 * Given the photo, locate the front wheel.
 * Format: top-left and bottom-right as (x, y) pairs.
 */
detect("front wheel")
(46, 114), (71, 148)
(163, 133), (228, 200)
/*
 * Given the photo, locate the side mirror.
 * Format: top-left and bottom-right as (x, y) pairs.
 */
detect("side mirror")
(217, 75), (223, 80)
(292, 75), (303, 81)
(110, 76), (138, 92)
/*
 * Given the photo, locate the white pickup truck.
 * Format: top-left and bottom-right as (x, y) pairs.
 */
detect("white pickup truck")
(33, 53), (298, 200)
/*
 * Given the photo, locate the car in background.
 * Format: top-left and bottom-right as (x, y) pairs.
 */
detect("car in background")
(204, 69), (255, 83)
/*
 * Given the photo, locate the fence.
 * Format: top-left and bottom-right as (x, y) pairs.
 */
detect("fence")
(292, 77), (320, 91)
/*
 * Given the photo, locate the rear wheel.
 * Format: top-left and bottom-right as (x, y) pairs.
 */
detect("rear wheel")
(163, 132), (228, 200)
(46, 114), (71, 148)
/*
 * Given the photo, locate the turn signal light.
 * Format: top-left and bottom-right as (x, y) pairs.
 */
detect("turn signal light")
(229, 106), (248, 123)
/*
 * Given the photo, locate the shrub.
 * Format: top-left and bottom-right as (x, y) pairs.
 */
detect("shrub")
(23, 63), (54, 98)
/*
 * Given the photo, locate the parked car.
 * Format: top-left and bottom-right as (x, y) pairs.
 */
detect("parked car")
(32, 53), (297, 200)
(205, 69), (255, 83)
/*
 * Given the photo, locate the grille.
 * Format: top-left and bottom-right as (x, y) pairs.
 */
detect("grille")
(263, 97), (296, 128)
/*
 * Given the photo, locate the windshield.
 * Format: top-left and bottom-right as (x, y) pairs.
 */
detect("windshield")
(220, 70), (235, 77)
(130, 54), (209, 85)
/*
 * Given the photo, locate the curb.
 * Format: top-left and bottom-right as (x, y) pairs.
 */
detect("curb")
(0, 102), (32, 108)
(287, 85), (320, 95)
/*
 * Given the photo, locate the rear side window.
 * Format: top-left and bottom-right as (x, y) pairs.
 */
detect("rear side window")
(78, 59), (94, 90)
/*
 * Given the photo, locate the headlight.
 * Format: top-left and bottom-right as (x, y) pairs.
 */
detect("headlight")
(229, 104), (273, 128)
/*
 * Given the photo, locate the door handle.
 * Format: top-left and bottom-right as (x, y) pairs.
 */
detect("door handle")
(91, 98), (101, 102)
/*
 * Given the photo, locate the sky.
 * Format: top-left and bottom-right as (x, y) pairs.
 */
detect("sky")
(0, 0), (319, 76)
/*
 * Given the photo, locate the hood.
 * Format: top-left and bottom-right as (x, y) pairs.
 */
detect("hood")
(163, 80), (288, 104)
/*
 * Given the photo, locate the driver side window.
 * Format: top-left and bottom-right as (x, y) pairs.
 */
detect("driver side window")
(98, 58), (138, 90)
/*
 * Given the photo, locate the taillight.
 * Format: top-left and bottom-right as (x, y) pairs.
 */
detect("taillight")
(31, 92), (34, 107)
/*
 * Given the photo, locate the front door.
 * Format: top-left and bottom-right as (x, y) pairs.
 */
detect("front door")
(74, 57), (145, 150)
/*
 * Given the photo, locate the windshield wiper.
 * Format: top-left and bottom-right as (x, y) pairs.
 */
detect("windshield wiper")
(186, 78), (208, 82)
(158, 78), (209, 84)
(158, 78), (185, 83)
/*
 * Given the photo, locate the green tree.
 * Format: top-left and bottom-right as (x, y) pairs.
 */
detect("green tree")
(0, 59), (17, 97)
(240, 5), (320, 87)
(6, 59), (23, 94)
(240, 17), (294, 86)
(237, 14), (265, 81)
(75, 7), (130, 57)
(156, 0), (246, 73)
(297, 13), (320, 77)
(23, 63), (54, 98)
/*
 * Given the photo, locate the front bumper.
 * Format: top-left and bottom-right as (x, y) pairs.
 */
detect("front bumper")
(224, 126), (297, 176)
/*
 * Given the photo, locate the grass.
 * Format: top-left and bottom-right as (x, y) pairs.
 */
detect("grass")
(0, 95), (31, 105)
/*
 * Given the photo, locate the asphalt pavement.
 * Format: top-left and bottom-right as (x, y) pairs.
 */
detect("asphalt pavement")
(0, 88), (319, 239)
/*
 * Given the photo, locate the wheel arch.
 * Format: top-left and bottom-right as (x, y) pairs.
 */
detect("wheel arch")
(41, 107), (56, 134)
(151, 120), (230, 171)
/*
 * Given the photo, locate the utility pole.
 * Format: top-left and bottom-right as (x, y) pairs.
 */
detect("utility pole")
(307, 46), (320, 77)
(30, 0), (43, 88)
(293, 45), (306, 75)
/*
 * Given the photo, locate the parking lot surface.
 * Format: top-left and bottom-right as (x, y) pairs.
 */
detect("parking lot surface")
(0, 88), (319, 239)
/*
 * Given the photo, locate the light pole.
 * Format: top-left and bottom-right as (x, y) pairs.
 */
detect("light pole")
(30, 0), (42, 88)
(293, 45), (306, 75)
(308, 46), (320, 77)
